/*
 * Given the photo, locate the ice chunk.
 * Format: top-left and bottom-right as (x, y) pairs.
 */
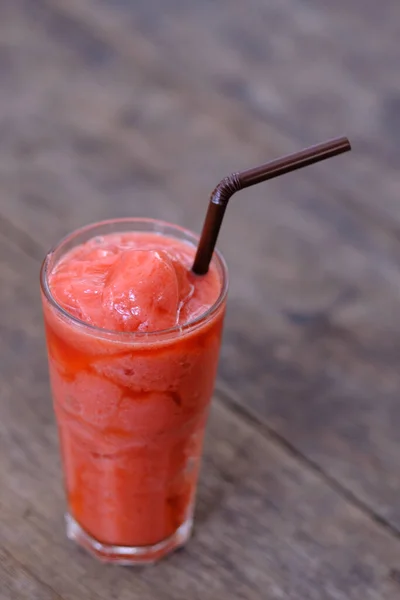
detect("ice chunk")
(102, 249), (180, 332)
(51, 256), (117, 325)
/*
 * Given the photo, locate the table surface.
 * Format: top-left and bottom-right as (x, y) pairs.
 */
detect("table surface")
(1, 0), (400, 598)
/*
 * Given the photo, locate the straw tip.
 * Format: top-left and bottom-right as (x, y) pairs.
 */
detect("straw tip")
(337, 135), (352, 151)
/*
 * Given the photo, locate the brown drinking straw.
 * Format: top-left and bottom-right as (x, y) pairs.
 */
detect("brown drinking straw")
(192, 136), (351, 275)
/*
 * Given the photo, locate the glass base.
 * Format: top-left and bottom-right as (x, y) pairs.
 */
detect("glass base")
(65, 513), (193, 565)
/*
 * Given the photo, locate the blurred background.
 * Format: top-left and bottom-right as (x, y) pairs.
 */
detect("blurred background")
(0, 0), (400, 600)
(2, 0), (400, 595)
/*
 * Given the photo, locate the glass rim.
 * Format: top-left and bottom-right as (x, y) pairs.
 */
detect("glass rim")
(40, 217), (229, 341)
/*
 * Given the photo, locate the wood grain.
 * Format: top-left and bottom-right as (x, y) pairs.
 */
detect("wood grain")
(0, 234), (399, 599)
(1, 0), (400, 597)
(0, 547), (63, 600)
(1, 0), (400, 530)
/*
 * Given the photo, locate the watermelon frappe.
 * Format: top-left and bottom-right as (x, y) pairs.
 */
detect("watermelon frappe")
(40, 219), (228, 563)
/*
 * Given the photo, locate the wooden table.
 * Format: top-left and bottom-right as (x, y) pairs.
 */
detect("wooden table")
(1, 0), (400, 597)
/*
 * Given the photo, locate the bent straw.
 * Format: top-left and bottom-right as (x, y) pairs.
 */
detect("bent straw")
(192, 136), (351, 275)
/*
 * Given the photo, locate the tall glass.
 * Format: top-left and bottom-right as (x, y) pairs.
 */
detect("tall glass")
(40, 218), (228, 564)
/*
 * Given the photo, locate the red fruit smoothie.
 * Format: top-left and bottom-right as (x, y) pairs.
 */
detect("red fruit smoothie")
(40, 221), (227, 559)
